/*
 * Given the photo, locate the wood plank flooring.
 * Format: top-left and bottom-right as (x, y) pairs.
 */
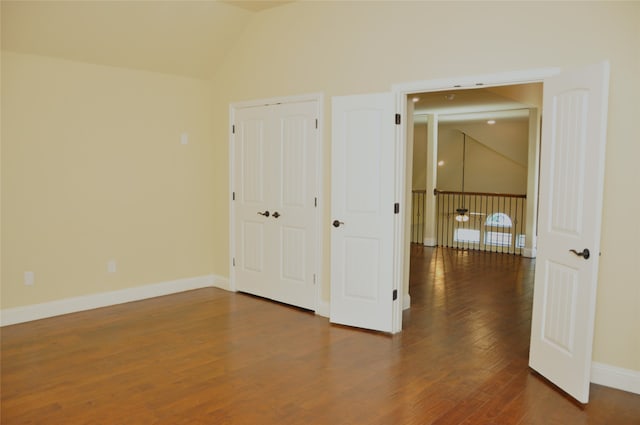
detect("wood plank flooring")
(2, 246), (639, 424)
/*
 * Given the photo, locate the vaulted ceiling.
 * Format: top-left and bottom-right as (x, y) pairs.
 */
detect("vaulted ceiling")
(2, 0), (542, 125)
(412, 84), (542, 126)
(1, 1), (290, 79)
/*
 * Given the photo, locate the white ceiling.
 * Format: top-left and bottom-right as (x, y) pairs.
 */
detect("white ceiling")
(413, 86), (538, 125)
(1, 1), (291, 79)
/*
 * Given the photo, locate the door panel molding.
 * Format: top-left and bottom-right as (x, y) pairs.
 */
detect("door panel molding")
(229, 93), (323, 313)
(330, 92), (396, 333)
(529, 62), (609, 404)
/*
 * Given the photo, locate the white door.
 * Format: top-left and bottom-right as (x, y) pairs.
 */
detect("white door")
(270, 101), (318, 309)
(233, 101), (318, 310)
(330, 93), (397, 332)
(234, 105), (273, 301)
(529, 62), (610, 404)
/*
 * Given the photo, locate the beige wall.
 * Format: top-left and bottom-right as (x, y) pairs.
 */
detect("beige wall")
(212, 2), (640, 372)
(424, 127), (527, 194)
(455, 120), (530, 167)
(1, 51), (216, 308)
(2, 1), (638, 374)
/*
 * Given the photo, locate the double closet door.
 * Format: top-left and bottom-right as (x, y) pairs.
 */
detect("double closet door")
(232, 100), (318, 310)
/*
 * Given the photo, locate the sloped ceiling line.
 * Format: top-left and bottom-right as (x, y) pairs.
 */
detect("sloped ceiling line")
(450, 129), (527, 168)
(1, 1), (291, 79)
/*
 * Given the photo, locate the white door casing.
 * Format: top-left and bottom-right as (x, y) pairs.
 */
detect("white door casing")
(231, 98), (320, 311)
(330, 93), (397, 332)
(529, 62), (610, 404)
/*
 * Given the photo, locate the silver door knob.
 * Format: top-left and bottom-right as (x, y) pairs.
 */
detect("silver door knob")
(332, 220), (344, 228)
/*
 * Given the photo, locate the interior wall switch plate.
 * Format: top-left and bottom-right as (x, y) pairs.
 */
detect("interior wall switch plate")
(107, 260), (117, 273)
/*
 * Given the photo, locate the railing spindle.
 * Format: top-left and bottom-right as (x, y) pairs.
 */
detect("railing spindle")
(424, 189), (527, 256)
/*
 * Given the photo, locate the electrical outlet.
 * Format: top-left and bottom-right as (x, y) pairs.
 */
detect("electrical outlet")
(107, 260), (117, 273)
(24, 271), (35, 286)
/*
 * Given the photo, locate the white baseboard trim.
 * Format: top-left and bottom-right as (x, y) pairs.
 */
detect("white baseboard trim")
(591, 361), (640, 395)
(8, 280), (636, 395)
(403, 293), (411, 310)
(0, 274), (221, 327)
(316, 300), (331, 317)
(315, 299), (330, 318)
(211, 275), (231, 291)
(422, 237), (436, 247)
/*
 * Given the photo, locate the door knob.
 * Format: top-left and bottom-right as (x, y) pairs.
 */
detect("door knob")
(257, 210), (270, 217)
(569, 248), (590, 260)
(272, 211), (280, 219)
(332, 220), (344, 228)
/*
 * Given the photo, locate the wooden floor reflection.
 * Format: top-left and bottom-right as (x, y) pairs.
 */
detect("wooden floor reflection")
(2, 246), (639, 424)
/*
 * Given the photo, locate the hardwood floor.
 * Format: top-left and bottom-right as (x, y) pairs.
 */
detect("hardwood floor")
(2, 246), (639, 424)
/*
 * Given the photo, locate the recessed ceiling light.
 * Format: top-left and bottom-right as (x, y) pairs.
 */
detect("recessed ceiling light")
(487, 120), (496, 125)
(412, 97), (420, 103)
(444, 94), (456, 101)
(438, 160), (445, 166)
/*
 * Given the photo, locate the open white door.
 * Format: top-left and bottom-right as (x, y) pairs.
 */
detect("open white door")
(330, 93), (397, 332)
(529, 62), (610, 403)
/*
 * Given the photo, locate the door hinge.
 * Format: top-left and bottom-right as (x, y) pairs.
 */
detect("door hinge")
(393, 289), (398, 301)
(315, 119), (318, 129)
(313, 274), (316, 284)
(394, 203), (400, 214)
(314, 197), (318, 207)
(233, 258), (236, 267)
(232, 124), (235, 134)
(232, 192), (235, 201)
(395, 114), (401, 125)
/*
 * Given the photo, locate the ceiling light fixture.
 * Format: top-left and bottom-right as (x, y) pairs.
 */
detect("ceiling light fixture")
(487, 119), (496, 125)
(444, 93), (456, 101)
(412, 97), (420, 103)
(455, 133), (470, 223)
(438, 160), (445, 166)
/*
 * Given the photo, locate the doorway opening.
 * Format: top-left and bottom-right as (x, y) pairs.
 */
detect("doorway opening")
(402, 83), (543, 397)
(330, 64), (609, 403)
(407, 83), (542, 257)
(398, 82), (543, 320)
(393, 62), (609, 404)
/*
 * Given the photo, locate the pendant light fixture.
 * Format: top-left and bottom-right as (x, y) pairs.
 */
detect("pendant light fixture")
(455, 132), (470, 223)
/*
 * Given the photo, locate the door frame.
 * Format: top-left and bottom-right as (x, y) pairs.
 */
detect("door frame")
(390, 67), (560, 332)
(228, 93), (324, 313)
